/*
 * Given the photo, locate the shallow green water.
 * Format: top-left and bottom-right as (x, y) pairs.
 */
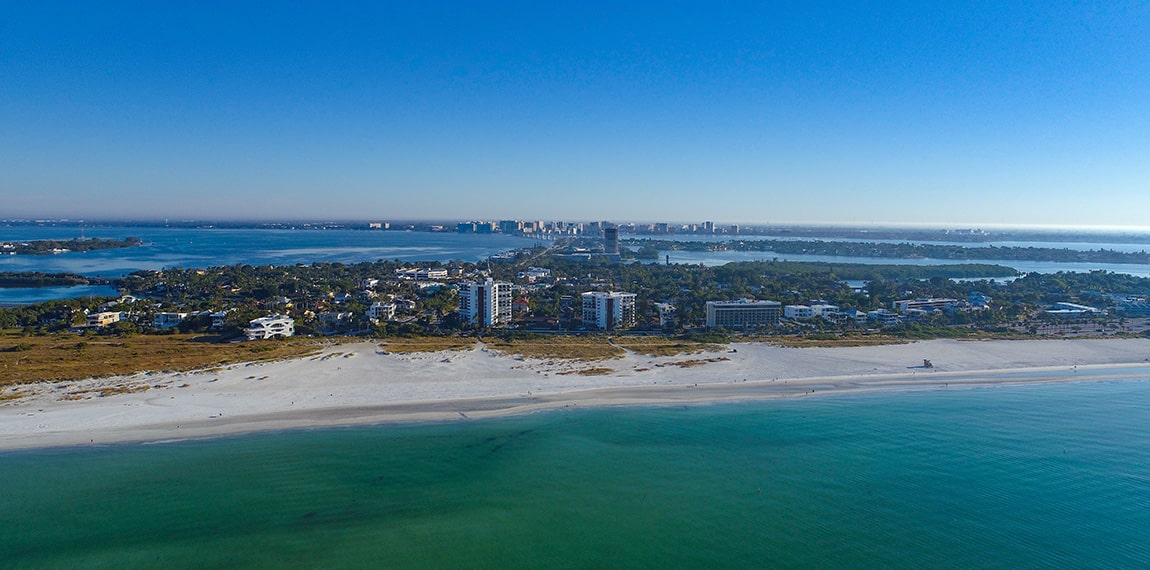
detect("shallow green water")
(3, 380), (1150, 568)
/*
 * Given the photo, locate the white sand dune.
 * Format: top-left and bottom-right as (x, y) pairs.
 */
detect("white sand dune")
(3, 338), (1150, 451)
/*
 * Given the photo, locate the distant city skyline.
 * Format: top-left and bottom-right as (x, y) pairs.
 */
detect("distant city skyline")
(3, 3), (1148, 228)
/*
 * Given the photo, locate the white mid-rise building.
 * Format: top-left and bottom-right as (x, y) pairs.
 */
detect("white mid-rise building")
(654, 302), (676, 327)
(459, 278), (512, 327)
(245, 315), (295, 340)
(705, 299), (781, 329)
(582, 291), (637, 330)
(784, 305), (815, 319)
(811, 304), (840, 318)
(366, 301), (396, 322)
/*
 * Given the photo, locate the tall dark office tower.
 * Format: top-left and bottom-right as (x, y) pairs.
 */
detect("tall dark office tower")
(603, 226), (619, 254)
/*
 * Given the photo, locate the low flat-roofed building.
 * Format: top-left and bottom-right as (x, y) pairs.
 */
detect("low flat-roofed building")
(1045, 302), (1105, 319)
(892, 298), (959, 313)
(1110, 294), (1150, 316)
(396, 268), (449, 280)
(706, 299), (781, 329)
(516, 267), (552, 282)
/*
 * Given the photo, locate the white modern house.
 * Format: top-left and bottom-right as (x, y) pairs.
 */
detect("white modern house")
(152, 312), (188, 330)
(811, 304), (840, 319)
(582, 291), (637, 330)
(245, 315), (295, 340)
(366, 301), (397, 322)
(868, 309), (902, 326)
(459, 278), (512, 327)
(654, 302), (676, 327)
(86, 311), (125, 328)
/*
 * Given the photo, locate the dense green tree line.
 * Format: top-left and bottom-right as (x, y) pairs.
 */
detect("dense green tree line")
(4, 252), (1149, 338)
(626, 238), (1150, 265)
(1, 237), (142, 255)
(0, 272), (100, 288)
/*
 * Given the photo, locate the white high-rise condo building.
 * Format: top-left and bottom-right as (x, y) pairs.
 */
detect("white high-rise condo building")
(582, 291), (637, 330)
(459, 278), (512, 327)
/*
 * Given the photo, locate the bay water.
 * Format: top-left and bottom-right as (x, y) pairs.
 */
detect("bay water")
(5, 225), (1150, 305)
(0, 226), (539, 305)
(3, 380), (1148, 568)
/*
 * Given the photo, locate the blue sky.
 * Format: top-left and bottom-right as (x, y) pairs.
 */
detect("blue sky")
(2, 2), (1148, 227)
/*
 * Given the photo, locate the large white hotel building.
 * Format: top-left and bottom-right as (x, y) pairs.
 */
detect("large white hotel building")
(705, 299), (782, 329)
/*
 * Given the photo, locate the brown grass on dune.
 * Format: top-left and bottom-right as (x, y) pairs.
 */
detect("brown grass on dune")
(557, 367), (615, 376)
(761, 335), (912, 348)
(612, 338), (724, 357)
(484, 337), (624, 361)
(0, 332), (324, 387)
(380, 337), (477, 354)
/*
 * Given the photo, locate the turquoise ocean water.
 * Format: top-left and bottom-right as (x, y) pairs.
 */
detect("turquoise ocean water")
(3, 380), (1149, 568)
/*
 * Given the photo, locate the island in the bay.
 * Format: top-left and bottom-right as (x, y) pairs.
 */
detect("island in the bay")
(0, 236), (142, 256)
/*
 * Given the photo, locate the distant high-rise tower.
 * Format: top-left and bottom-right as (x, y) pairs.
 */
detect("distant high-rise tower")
(603, 226), (619, 255)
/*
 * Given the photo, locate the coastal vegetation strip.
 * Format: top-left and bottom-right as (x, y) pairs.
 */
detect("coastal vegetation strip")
(380, 337), (477, 353)
(481, 336), (728, 360)
(626, 238), (1150, 265)
(761, 334), (913, 348)
(0, 332), (324, 386)
(484, 337), (626, 360)
(0, 272), (105, 288)
(611, 338), (724, 356)
(0, 237), (142, 255)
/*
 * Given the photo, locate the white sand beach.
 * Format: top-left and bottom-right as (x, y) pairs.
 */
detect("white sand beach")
(3, 338), (1150, 451)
